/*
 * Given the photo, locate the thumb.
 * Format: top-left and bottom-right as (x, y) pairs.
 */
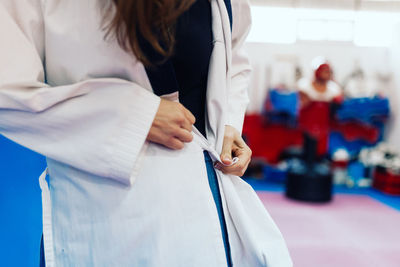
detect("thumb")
(220, 138), (233, 165)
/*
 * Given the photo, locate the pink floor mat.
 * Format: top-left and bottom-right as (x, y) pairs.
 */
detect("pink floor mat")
(257, 192), (400, 267)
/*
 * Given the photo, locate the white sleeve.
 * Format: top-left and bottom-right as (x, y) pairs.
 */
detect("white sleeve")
(226, 0), (252, 134)
(0, 0), (160, 185)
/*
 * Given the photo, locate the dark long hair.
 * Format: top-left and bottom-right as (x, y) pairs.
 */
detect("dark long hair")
(104, 0), (195, 66)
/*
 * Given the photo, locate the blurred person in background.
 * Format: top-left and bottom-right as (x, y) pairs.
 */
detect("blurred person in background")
(297, 57), (343, 107)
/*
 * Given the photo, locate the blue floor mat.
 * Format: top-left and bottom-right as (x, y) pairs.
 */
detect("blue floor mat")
(0, 135), (46, 267)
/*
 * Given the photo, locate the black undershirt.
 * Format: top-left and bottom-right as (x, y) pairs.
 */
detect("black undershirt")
(172, 0), (213, 136)
(142, 0), (213, 137)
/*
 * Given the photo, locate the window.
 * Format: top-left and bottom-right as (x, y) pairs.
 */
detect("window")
(247, 6), (400, 47)
(354, 12), (397, 47)
(247, 7), (296, 44)
(297, 19), (354, 41)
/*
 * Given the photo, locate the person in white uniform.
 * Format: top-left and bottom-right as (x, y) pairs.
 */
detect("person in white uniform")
(0, 0), (292, 266)
(297, 57), (342, 106)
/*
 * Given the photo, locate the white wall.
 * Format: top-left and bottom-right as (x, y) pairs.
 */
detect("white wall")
(387, 23), (400, 151)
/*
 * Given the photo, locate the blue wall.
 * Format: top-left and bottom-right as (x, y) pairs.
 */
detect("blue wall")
(0, 135), (46, 267)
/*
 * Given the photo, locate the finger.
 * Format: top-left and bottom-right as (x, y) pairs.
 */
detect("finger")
(217, 148), (252, 176)
(220, 135), (234, 165)
(243, 159), (251, 174)
(233, 146), (252, 162)
(217, 157), (243, 173)
(164, 136), (185, 150)
(220, 166), (248, 176)
(234, 135), (247, 148)
(240, 152), (252, 172)
(217, 161), (245, 176)
(181, 105), (196, 125)
(217, 167), (243, 176)
(180, 117), (193, 132)
(237, 147), (252, 172)
(175, 128), (193, 143)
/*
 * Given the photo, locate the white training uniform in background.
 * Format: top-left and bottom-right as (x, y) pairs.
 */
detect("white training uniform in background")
(0, 0), (292, 266)
(298, 78), (341, 102)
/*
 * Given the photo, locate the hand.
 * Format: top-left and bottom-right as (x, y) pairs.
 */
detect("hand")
(215, 125), (252, 176)
(147, 98), (195, 150)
